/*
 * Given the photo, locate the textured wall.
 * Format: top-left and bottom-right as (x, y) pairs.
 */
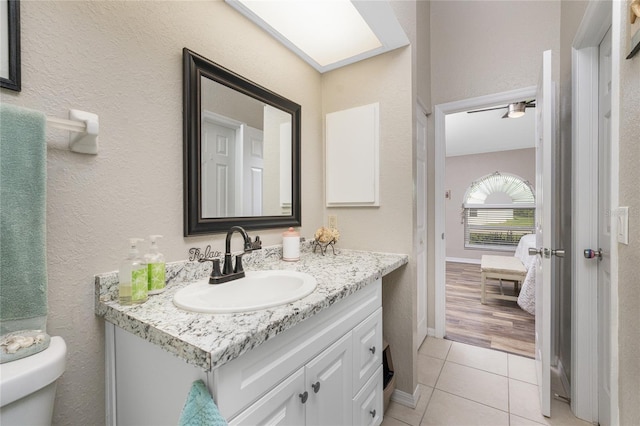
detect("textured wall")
(445, 148), (536, 261)
(0, 1), (323, 423)
(616, 1), (640, 423)
(321, 47), (415, 396)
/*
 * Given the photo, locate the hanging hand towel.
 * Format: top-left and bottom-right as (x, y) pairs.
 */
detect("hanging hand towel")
(178, 380), (227, 426)
(0, 104), (48, 336)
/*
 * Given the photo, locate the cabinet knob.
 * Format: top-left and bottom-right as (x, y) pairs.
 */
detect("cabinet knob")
(299, 391), (308, 404)
(311, 381), (321, 393)
(370, 409), (376, 418)
(369, 346), (376, 355)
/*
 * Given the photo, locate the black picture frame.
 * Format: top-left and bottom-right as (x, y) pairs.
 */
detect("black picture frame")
(183, 48), (302, 236)
(1, 0), (20, 91)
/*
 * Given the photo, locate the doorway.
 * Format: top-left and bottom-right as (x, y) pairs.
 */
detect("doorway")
(434, 87), (538, 351)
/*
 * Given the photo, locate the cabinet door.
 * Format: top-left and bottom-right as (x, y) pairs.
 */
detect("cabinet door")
(353, 365), (384, 426)
(305, 333), (353, 426)
(352, 308), (382, 394)
(228, 368), (305, 426)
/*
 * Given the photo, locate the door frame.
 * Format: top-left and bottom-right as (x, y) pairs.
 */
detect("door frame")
(433, 86), (536, 338)
(571, 0), (619, 423)
(415, 102), (428, 349)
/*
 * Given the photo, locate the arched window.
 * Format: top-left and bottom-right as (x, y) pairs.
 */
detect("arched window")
(462, 171), (535, 250)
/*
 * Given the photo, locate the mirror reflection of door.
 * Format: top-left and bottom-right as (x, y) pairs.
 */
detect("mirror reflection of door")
(200, 75), (292, 218)
(241, 124), (265, 216)
(201, 113), (241, 218)
(201, 112), (266, 218)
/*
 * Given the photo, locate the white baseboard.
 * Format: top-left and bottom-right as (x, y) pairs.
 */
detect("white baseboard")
(390, 385), (421, 409)
(445, 257), (481, 265)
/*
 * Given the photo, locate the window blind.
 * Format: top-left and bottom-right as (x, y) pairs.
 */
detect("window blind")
(464, 206), (535, 249)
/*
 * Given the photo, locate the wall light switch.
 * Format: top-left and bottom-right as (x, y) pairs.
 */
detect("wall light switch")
(328, 214), (338, 230)
(616, 206), (629, 245)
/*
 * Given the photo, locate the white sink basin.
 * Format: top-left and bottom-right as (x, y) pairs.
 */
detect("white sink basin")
(173, 270), (317, 313)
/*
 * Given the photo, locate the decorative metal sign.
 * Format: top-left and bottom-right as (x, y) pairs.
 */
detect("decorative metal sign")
(188, 245), (222, 262)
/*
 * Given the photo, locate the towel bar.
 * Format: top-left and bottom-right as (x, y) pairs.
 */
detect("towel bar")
(46, 109), (99, 155)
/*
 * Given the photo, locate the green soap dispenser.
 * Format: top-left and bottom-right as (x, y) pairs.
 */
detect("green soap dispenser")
(119, 238), (148, 305)
(145, 235), (166, 295)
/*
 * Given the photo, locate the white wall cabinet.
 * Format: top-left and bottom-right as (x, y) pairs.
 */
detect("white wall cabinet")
(325, 103), (380, 207)
(106, 279), (383, 426)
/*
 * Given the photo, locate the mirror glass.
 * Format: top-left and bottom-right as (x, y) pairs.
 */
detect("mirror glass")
(184, 48), (301, 236)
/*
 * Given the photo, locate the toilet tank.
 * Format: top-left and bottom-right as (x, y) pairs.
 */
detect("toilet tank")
(0, 336), (66, 425)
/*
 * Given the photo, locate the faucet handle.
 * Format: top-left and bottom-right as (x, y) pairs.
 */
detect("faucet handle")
(210, 258), (222, 278)
(251, 236), (262, 250)
(234, 255), (244, 274)
(198, 258), (222, 283)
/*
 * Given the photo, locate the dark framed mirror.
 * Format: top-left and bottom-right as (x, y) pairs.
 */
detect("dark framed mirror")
(183, 48), (301, 236)
(0, 0), (20, 91)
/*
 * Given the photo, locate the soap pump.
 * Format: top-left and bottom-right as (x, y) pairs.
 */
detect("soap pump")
(145, 235), (166, 295)
(119, 238), (148, 305)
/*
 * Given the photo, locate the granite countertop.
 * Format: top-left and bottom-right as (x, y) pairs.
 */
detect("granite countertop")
(95, 244), (408, 372)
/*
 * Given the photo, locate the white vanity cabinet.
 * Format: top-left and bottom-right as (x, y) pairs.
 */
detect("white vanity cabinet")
(230, 332), (353, 426)
(228, 309), (384, 426)
(216, 279), (383, 425)
(106, 278), (383, 426)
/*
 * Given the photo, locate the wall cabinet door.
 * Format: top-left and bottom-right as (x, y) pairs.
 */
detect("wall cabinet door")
(228, 368), (305, 426)
(305, 333), (353, 426)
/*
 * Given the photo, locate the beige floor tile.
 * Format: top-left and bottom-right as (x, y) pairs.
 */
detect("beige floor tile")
(384, 385), (433, 426)
(510, 413), (546, 425)
(381, 415), (411, 426)
(509, 377), (546, 423)
(418, 336), (452, 360)
(417, 353), (444, 387)
(447, 341), (508, 376)
(435, 361), (509, 411)
(509, 379), (594, 426)
(508, 354), (537, 384)
(420, 390), (509, 426)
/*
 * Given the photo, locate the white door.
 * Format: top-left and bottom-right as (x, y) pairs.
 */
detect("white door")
(416, 106), (428, 347)
(201, 120), (237, 217)
(532, 49), (557, 418)
(597, 27), (612, 426)
(241, 125), (264, 216)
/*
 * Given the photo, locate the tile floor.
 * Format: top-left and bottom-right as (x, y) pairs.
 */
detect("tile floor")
(382, 337), (593, 426)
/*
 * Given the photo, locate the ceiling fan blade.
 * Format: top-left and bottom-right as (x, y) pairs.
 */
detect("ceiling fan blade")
(501, 111), (509, 119)
(467, 105), (507, 114)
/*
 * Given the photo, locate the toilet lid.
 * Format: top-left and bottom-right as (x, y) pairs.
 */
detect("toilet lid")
(0, 336), (66, 407)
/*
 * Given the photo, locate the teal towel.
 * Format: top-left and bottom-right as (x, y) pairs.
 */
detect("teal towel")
(179, 380), (227, 426)
(0, 104), (48, 324)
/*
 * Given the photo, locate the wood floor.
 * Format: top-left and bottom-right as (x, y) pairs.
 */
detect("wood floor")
(445, 261), (535, 358)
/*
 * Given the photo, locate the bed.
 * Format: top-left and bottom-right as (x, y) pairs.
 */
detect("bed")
(514, 234), (537, 315)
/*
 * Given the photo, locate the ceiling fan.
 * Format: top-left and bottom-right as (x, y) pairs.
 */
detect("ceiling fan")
(467, 100), (536, 119)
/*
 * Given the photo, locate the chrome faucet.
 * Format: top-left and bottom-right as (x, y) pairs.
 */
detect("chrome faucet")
(199, 226), (262, 284)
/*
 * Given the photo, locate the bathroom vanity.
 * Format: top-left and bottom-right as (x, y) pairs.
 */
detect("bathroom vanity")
(95, 246), (407, 425)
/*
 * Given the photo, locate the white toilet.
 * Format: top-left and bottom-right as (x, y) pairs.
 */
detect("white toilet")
(0, 336), (67, 425)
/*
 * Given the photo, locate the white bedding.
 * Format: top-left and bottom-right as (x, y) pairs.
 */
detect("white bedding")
(514, 234), (537, 315)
